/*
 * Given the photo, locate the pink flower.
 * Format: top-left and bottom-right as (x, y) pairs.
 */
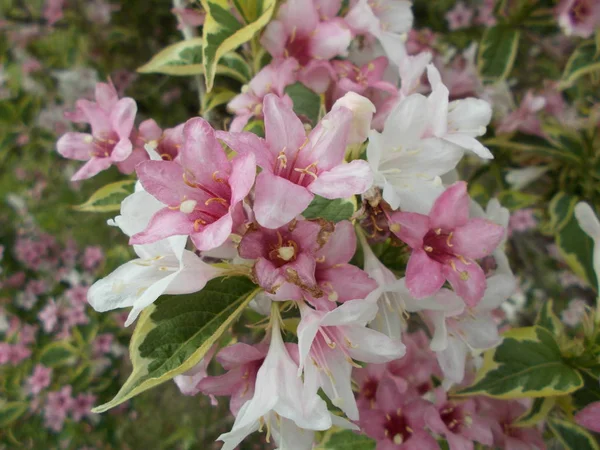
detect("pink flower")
(406, 29), (436, 55)
(238, 219), (325, 300)
(19, 324), (38, 345)
(71, 393), (96, 421)
(497, 90), (546, 137)
(0, 343), (11, 364)
(228, 58), (298, 132)
(261, 0), (351, 67)
(62, 303), (89, 328)
(446, 2), (474, 30)
(82, 246), (104, 271)
(218, 94), (372, 228)
(197, 343), (267, 415)
(575, 401), (600, 433)
(93, 333), (114, 355)
(476, 0), (497, 26)
(39, 299), (60, 333)
(130, 117), (255, 251)
(509, 209), (537, 233)
(44, 386), (74, 432)
(329, 57), (398, 129)
(172, 7), (205, 28)
(390, 181), (505, 306)
(27, 364), (53, 395)
(307, 220), (377, 309)
(65, 285), (89, 306)
(43, 0), (65, 26)
(556, 0), (600, 38)
(425, 388), (493, 450)
(359, 377), (438, 449)
(57, 81), (137, 180)
(85, 0), (120, 25)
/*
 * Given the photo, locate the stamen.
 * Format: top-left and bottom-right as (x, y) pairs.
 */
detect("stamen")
(446, 232), (454, 247)
(212, 171), (225, 183)
(193, 218), (207, 231)
(205, 197), (228, 207)
(424, 245), (433, 252)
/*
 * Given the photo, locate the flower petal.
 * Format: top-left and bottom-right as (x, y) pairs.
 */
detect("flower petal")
(130, 208), (194, 245)
(452, 218), (505, 259)
(181, 117), (230, 180)
(56, 132), (94, 160)
(216, 130), (272, 170)
(191, 213), (233, 251)
(405, 249), (445, 298)
(429, 181), (470, 230)
(309, 160), (373, 199)
(263, 93), (307, 160)
(110, 98), (137, 139)
(389, 211), (430, 248)
(442, 258), (486, 307)
(310, 19), (352, 60)
(71, 157), (112, 181)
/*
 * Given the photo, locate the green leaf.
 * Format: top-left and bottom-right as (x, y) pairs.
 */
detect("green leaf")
(303, 196), (356, 222)
(73, 180), (135, 213)
(458, 326), (583, 398)
(573, 369), (600, 410)
(201, 87), (237, 115)
(0, 402), (28, 428)
(484, 135), (580, 165)
(548, 418), (600, 450)
(233, 0), (268, 24)
(496, 190), (541, 211)
(318, 430), (376, 450)
(477, 25), (520, 82)
(216, 52), (252, 84)
(514, 397), (556, 427)
(284, 82), (322, 125)
(535, 299), (564, 337)
(93, 276), (259, 413)
(201, 0), (276, 91)
(39, 341), (77, 367)
(549, 192), (597, 287)
(138, 38), (204, 75)
(561, 40), (600, 89)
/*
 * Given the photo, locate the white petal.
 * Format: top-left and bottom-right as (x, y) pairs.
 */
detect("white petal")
(575, 202), (600, 241)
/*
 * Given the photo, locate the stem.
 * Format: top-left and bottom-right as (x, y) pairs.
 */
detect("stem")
(172, 0), (206, 115)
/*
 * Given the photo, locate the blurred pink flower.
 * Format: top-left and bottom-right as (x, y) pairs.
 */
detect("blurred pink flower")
(446, 2), (474, 30)
(71, 393), (96, 421)
(27, 364), (53, 395)
(43, 0), (65, 26)
(556, 0), (600, 38)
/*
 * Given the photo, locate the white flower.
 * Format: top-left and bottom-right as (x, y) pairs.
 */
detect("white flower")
(88, 190), (222, 326)
(333, 92), (375, 146)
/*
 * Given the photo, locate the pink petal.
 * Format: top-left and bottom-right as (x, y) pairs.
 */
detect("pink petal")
(452, 218), (505, 260)
(314, 0), (342, 19)
(389, 212), (430, 249)
(217, 343), (265, 369)
(216, 130), (272, 170)
(110, 98), (137, 139)
(110, 138), (132, 162)
(181, 117), (230, 180)
(285, 252), (317, 289)
(228, 114), (251, 133)
(318, 265), (377, 302)
(138, 119), (163, 141)
(78, 99), (111, 135)
(191, 213), (233, 251)
(290, 220), (323, 254)
(71, 157), (112, 181)
(260, 20), (287, 59)
(253, 171), (314, 229)
(95, 81), (118, 110)
(317, 220), (356, 266)
(238, 229), (271, 260)
(130, 208), (194, 245)
(136, 160), (197, 206)
(229, 153), (256, 205)
(308, 106), (352, 171)
(309, 160), (373, 199)
(429, 181), (470, 230)
(298, 60), (335, 94)
(56, 132), (94, 160)
(116, 147), (149, 174)
(310, 19), (352, 60)
(442, 258), (486, 307)
(575, 402), (600, 433)
(405, 249), (445, 298)
(254, 258), (284, 292)
(278, 0), (319, 36)
(263, 94), (307, 160)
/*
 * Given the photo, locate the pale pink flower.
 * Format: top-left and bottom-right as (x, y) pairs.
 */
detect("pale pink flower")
(261, 0), (351, 67)
(130, 117), (255, 251)
(575, 401), (600, 433)
(406, 29), (436, 55)
(65, 285), (89, 306)
(57, 81), (137, 180)
(43, 0), (65, 26)
(556, 0), (600, 38)
(85, 0), (120, 25)
(82, 246), (104, 271)
(39, 299), (60, 333)
(0, 343), (11, 364)
(44, 386), (74, 432)
(62, 303), (89, 328)
(390, 181), (505, 306)
(476, 0), (497, 26)
(71, 393), (96, 421)
(446, 2), (474, 30)
(228, 58), (298, 132)
(509, 208), (537, 233)
(174, 346), (217, 400)
(93, 333), (114, 355)
(27, 364), (53, 395)
(496, 90), (546, 137)
(426, 388), (493, 450)
(172, 7), (205, 28)
(198, 343), (267, 414)
(218, 94), (372, 228)
(19, 324), (38, 345)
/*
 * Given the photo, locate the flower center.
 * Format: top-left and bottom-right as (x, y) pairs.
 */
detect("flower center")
(422, 228), (455, 263)
(440, 404), (470, 433)
(283, 27), (312, 66)
(384, 409), (413, 446)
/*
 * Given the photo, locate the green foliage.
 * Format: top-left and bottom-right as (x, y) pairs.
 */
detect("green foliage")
(94, 277), (260, 412)
(561, 40), (600, 88)
(477, 25), (520, 82)
(318, 430), (376, 449)
(38, 341), (78, 367)
(0, 402), (29, 428)
(73, 180), (136, 213)
(138, 38), (205, 75)
(303, 196), (356, 222)
(535, 299), (564, 337)
(200, 0), (275, 91)
(284, 82), (322, 125)
(515, 397), (556, 427)
(459, 326), (583, 398)
(548, 418), (600, 450)
(497, 190), (541, 211)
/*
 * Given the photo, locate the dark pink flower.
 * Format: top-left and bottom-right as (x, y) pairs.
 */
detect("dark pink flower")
(71, 393), (96, 421)
(556, 0), (600, 38)
(575, 401), (600, 433)
(390, 182), (505, 306)
(27, 364), (53, 395)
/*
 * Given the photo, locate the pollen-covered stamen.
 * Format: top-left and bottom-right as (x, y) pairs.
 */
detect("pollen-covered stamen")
(383, 408), (413, 446)
(440, 404), (470, 433)
(274, 149), (288, 176)
(294, 161), (319, 186)
(181, 171), (224, 200)
(205, 197), (229, 207)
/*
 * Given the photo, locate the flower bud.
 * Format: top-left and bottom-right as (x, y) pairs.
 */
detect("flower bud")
(332, 92), (375, 146)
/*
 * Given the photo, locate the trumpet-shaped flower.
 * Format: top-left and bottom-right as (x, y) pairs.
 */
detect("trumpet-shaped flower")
(297, 299), (405, 420)
(130, 117), (256, 251)
(556, 0), (600, 38)
(261, 0), (351, 67)
(217, 315), (331, 450)
(390, 182), (505, 306)
(368, 65), (492, 212)
(218, 94), (372, 228)
(57, 80), (137, 180)
(88, 190), (223, 326)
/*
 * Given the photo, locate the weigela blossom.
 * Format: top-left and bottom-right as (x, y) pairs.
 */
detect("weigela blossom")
(130, 117), (256, 250)
(218, 93), (372, 228)
(57, 80), (137, 180)
(390, 181), (505, 306)
(556, 0), (600, 38)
